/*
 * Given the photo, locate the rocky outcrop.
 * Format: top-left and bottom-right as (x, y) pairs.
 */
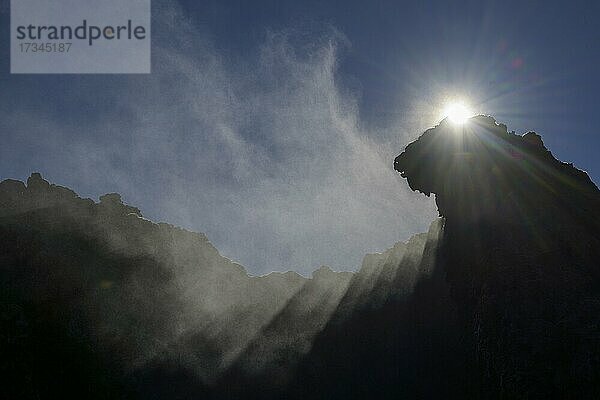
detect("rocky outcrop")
(393, 116), (600, 397)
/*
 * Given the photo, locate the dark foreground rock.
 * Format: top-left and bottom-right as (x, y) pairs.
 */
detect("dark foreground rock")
(393, 116), (600, 397)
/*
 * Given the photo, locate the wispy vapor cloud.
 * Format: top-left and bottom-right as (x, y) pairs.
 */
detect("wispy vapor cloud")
(0, 3), (436, 275)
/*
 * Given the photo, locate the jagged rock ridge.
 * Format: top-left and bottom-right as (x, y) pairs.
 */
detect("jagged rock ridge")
(0, 172), (435, 399)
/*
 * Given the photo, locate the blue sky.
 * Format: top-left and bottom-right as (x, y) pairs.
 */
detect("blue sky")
(1, 0), (598, 274)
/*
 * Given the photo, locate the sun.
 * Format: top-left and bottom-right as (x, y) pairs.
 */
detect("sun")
(443, 102), (472, 124)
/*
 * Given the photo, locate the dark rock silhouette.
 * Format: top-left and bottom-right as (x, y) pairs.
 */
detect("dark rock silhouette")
(1, 115), (599, 399)
(392, 116), (600, 397)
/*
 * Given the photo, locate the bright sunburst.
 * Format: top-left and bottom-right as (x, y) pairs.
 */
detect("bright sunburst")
(443, 102), (472, 124)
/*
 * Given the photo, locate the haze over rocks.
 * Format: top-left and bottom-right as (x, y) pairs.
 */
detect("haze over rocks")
(1, 172), (425, 398)
(1, 115), (599, 398)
